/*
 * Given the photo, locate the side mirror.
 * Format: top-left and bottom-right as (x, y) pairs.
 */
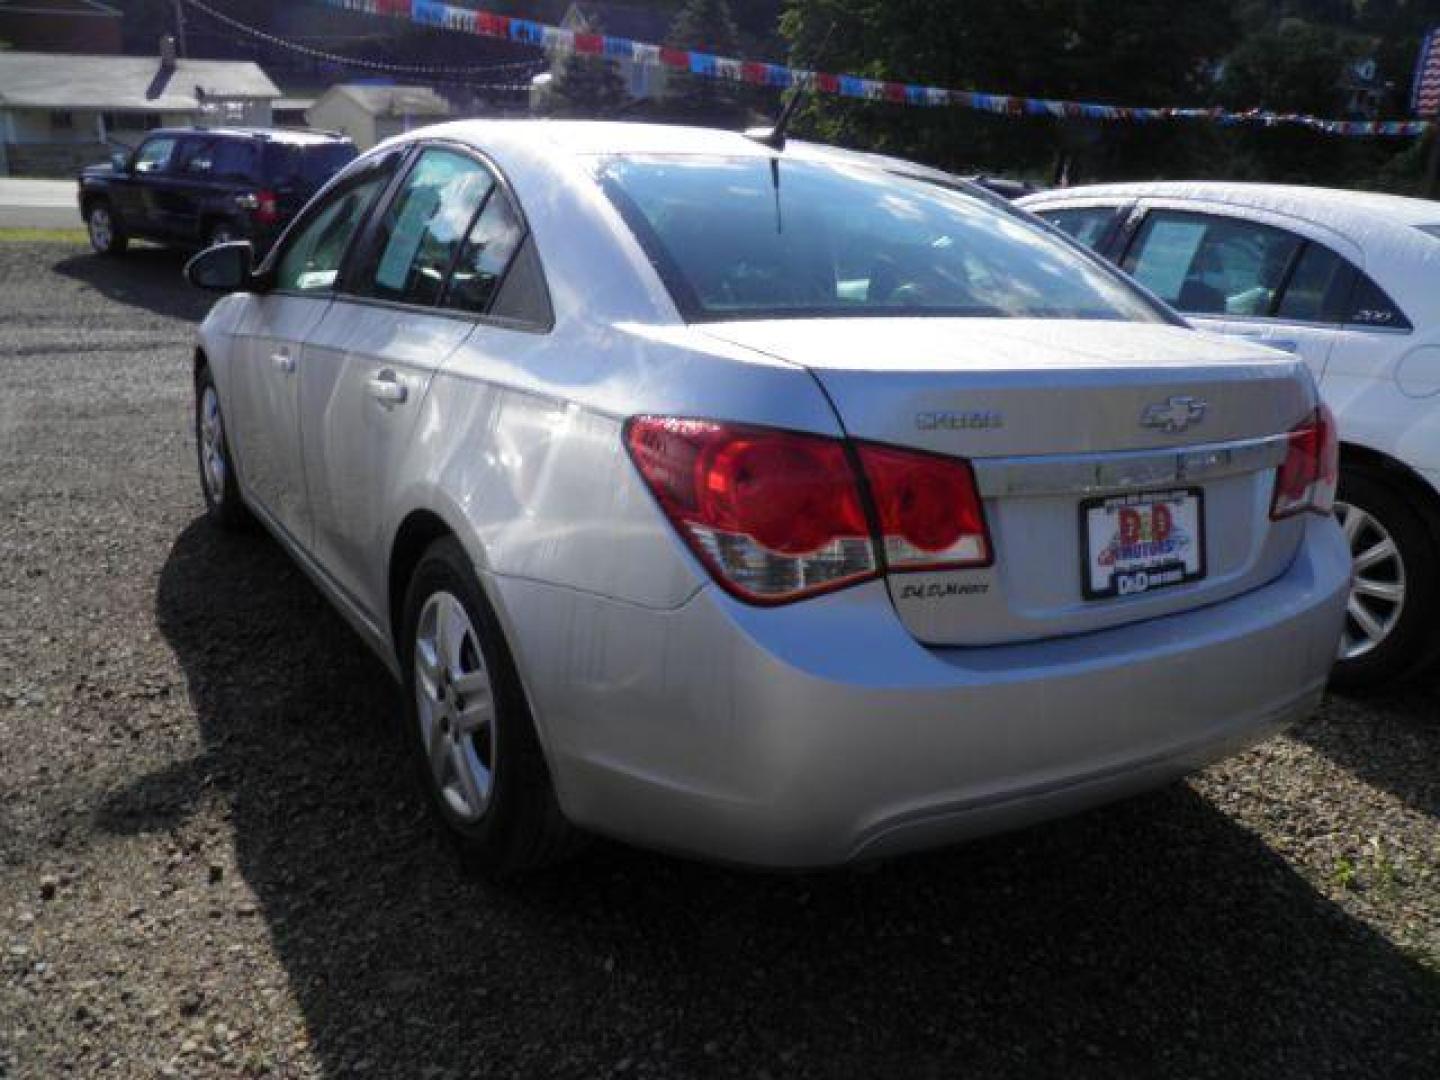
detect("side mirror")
(185, 242), (261, 293)
(111, 151), (130, 172)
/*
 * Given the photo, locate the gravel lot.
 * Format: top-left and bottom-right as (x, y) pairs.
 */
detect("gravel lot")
(1, 240), (1437, 1079)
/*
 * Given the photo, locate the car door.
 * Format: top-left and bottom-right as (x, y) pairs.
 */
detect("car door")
(1117, 207), (1338, 382)
(111, 134), (179, 238)
(225, 154), (401, 550)
(299, 145), (516, 619)
(162, 134), (219, 241)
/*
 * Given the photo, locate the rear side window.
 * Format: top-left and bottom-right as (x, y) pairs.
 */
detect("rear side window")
(355, 148), (496, 308)
(265, 141), (359, 191)
(1123, 211), (1301, 318)
(443, 188), (525, 315)
(487, 235), (552, 327)
(1275, 243), (1353, 323)
(211, 140), (260, 183)
(1345, 272), (1411, 331)
(1038, 206), (1119, 251)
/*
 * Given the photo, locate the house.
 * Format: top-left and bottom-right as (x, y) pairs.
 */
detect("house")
(0, 0), (122, 56)
(558, 2), (673, 102)
(305, 85), (452, 150)
(0, 42), (280, 176)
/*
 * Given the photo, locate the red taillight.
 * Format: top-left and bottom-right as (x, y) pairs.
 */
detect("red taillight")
(254, 190), (280, 226)
(857, 443), (991, 570)
(624, 417), (992, 604)
(625, 418), (876, 603)
(1271, 404), (1339, 520)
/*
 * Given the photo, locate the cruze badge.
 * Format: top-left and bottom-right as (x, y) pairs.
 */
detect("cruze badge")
(916, 410), (1005, 432)
(1141, 396), (1207, 434)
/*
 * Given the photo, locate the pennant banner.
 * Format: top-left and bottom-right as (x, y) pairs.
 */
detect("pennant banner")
(317, 0), (1434, 138)
(1413, 27), (1440, 119)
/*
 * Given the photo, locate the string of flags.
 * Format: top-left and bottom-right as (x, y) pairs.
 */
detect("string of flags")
(316, 0), (1435, 139)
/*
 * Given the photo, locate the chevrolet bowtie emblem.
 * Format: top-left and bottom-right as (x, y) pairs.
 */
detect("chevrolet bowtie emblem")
(1141, 396), (1207, 434)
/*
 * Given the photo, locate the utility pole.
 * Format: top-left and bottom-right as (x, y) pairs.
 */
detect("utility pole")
(172, 0), (189, 58)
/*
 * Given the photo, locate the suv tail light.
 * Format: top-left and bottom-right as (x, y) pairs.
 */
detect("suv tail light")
(625, 417), (991, 604)
(1271, 404), (1339, 520)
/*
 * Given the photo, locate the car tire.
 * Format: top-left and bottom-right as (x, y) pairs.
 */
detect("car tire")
(194, 365), (250, 531)
(85, 200), (128, 256)
(1330, 466), (1440, 695)
(401, 537), (579, 875)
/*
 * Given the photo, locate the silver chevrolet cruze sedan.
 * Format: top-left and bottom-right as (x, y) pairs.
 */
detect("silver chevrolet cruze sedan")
(185, 121), (1350, 872)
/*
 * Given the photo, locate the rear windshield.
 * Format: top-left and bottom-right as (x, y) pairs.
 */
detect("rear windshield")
(264, 141), (359, 192)
(596, 155), (1163, 324)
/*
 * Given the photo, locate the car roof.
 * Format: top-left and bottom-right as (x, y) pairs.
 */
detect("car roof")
(1021, 181), (1440, 230)
(392, 118), (963, 178)
(149, 126), (353, 146)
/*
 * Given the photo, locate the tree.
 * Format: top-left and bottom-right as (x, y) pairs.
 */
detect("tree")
(547, 52), (632, 118)
(659, 0), (753, 127)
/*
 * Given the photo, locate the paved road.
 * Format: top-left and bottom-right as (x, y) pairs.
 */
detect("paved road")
(0, 240), (1436, 1079)
(0, 178), (80, 230)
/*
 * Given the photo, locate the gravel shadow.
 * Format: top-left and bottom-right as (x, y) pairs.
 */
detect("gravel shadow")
(51, 246), (215, 324)
(1293, 686), (1439, 819)
(132, 517), (1440, 1079)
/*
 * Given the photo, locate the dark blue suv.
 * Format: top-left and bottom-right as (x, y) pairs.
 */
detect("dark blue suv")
(78, 127), (358, 257)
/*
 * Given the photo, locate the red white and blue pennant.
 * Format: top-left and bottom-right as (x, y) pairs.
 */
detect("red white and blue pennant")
(317, 0), (1434, 138)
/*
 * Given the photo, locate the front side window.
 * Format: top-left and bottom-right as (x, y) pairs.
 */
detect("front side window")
(274, 167), (391, 293)
(355, 148), (496, 308)
(1123, 211), (1301, 318)
(133, 137), (178, 175)
(1038, 206), (1120, 251)
(597, 156), (1162, 324)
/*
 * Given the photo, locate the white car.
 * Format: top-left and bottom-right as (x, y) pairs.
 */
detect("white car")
(1021, 183), (1440, 691)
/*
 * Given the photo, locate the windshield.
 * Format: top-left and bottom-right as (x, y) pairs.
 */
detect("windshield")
(597, 155), (1164, 324)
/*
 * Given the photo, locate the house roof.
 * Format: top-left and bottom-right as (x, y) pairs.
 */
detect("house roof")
(316, 85), (452, 119)
(0, 0), (121, 16)
(561, 3), (672, 43)
(0, 51), (280, 111)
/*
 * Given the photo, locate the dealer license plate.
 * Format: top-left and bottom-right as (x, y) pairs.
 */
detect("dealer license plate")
(1081, 488), (1206, 600)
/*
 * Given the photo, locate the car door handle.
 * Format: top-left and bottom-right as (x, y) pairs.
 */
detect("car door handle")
(271, 351), (295, 374)
(368, 371), (408, 405)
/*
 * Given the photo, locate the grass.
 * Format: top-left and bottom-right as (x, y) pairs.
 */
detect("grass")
(0, 227), (88, 244)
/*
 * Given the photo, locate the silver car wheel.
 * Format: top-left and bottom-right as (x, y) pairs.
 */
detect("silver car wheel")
(414, 591), (496, 823)
(199, 385), (228, 504)
(1336, 500), (1406, 660)
(88, 206), (113, 252)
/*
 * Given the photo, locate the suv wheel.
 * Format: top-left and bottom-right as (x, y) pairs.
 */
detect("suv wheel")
(86, 201), (128, 256)
(1330, 466), (1440, 694)
(195, 366), (250, 530)
(401, 537), (578, 875)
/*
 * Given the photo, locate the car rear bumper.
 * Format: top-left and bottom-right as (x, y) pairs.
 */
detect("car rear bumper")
(491, 514), (1350, 868)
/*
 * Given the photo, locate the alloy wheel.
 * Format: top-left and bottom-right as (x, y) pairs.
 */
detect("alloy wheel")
(1335, 500), (1406, 660)
(413, 592), (497, 822)
(199, 385), (228, 504)
(88, 207), (113, 252)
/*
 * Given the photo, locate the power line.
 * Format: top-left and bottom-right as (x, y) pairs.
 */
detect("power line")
(180, 0), (546, 85)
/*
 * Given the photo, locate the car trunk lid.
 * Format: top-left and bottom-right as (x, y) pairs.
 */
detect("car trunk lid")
(701, 317), (1316, 646)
